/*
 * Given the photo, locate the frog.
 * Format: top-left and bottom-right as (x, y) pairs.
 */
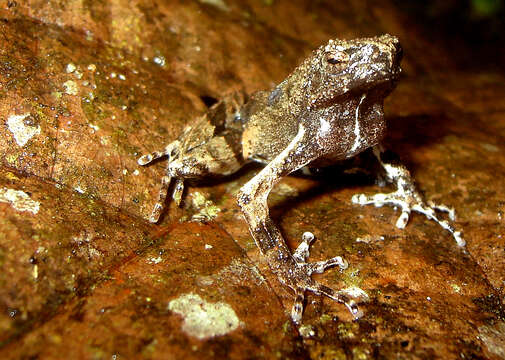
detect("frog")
(137, 34), (464, 325)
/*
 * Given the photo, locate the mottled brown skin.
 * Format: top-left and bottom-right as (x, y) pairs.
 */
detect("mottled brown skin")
(241, 36), (398, 165)
(138, 35), (463, 324)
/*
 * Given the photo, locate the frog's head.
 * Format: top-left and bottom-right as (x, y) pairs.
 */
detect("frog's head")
(305, 34), (402, 109)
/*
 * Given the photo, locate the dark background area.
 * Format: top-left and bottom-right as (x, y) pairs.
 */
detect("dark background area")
(395, 0), (505, 68)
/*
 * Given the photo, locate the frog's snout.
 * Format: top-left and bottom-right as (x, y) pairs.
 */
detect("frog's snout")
(381, 34), (403, 79)
(392, 42), (403, 77)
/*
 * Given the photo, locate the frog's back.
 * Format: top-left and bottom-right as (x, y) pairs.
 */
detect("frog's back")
(241, 88), (301, 164)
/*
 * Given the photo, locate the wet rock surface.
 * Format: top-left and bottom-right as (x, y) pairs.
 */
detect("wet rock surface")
(0, 1), (504, 359)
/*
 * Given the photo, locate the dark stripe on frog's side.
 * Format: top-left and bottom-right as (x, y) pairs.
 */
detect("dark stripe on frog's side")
(206, 92), (248, 132)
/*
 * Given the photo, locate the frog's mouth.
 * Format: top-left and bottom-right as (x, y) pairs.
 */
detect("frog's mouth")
(359, 71), (401, 102)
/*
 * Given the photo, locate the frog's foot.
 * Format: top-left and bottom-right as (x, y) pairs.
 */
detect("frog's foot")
(351, 190), (465, 247)
(287, 232), (366, 324)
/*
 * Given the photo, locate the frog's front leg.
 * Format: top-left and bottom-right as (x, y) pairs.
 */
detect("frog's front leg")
(238, 124), (363, 324)
(352, 144), (465, 247)
(138, 141), (184, 223)
(139, 132), (245, 223)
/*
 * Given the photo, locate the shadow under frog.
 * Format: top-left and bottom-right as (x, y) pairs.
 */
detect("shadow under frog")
(138, 35), (464, 325)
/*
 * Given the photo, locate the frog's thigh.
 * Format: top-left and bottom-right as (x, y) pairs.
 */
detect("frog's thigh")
(186, 135), (245, 176)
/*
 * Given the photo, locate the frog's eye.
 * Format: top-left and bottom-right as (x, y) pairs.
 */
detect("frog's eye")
(325, 50), (349, 66)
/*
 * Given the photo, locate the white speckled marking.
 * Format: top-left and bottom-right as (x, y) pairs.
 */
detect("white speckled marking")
(318, 118), (331, 137)
(350, 93), (367, 153)
(198, 0), (229, 11)
(32, 264), (38, 279)
(63, 80), (78, 95)
(147, 256), (162, 264)
(7, 113), (41, 147)
(66, 63), (76, 73)
(0, 187), (40, 214)
(168, 293), (241, 340)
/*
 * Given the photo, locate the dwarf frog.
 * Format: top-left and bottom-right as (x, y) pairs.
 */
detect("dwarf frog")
(138, 34), (463, 324)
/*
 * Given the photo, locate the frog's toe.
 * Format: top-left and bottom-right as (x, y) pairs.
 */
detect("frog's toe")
(138, 151), (164, 166)
(411, 201), (465, 247)
(291, 287), (306, 325)
(293, 232), (348, 271)
(307, 256), (348, 274)
(395, 208), (411, 229)
(427, 200), (456, 221)
(289, 280), (369, 325)
(352, 191), (412, 228)
(290, 281), (363, 325)
(172, 178), (185, 206)
(309, 283), (366, 320)
(292, 231), (316, 262)
(149, 203), (164, 223)
(352, 192), (396, 208)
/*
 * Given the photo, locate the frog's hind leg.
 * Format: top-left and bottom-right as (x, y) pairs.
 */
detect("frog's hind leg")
(148, 174), (174, 223)
(139, 131), (245, 223)
(138, 141), (181, 223)
(238, 124), (364, 324)
(351, 144), (465, 247)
